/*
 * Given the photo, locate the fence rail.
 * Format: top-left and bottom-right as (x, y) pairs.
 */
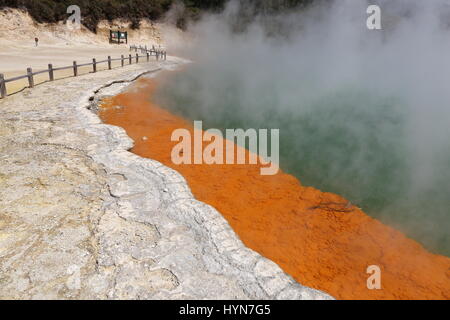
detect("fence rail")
(0, 45), (167, 99)
(130, 44), (167, 61)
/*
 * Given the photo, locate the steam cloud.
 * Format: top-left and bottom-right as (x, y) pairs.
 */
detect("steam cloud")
(156, 0), (450, 254)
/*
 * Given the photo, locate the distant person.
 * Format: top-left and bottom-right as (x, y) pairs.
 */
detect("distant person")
(35, 37), (39, 47)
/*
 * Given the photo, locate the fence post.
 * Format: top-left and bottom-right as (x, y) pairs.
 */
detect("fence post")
(108, 56), (112, 70)
(48, 64), (54, 81)
(136, 53), (139, 63)
(27, 68), (34, 88)
(73, 61), (78, 76)
(156, 51), (159, 61)
(121, 55), (124, 67)
(147, 52), (149, 62)
(129, 54), (132, 64)
(93, 58), (97, 73)
(0, 73), (6, 98)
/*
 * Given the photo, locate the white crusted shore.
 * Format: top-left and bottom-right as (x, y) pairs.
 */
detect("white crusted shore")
(0, 58), (333, 300)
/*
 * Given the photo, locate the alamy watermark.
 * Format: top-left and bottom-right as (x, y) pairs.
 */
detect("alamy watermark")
(171, 121), (280, 176)
(367, 5), (382, 30)
(62, 4), (381, 32)
(367, 265), (382, 290)
(63, 4), (381, 31)
(66, 5), (81, 30)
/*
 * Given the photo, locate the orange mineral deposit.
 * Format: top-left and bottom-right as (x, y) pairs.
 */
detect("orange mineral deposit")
(99, 74), (450, 300)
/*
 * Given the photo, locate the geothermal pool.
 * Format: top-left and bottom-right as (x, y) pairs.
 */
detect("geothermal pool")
(153, 65), (450, 257)
(98, 0), (450, 301)
(99, 75), (450, 300)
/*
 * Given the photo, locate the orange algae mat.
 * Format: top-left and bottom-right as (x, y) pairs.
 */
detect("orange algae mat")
(99, 75), (450, 300)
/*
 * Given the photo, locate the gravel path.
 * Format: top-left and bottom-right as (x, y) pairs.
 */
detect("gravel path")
(0, 58), (332, 299)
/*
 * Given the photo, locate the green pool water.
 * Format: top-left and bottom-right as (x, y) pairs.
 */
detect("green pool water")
(152, 65), (450, 256)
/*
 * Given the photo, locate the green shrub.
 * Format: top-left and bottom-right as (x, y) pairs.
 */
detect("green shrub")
(0, 0), (314, 32)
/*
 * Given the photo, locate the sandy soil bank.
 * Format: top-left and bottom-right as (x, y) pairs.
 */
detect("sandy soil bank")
(0, 44), (129, 74)
(0, 44), (135, 94)
(0, 8), (185, 94)
(99, 72), (450, 300)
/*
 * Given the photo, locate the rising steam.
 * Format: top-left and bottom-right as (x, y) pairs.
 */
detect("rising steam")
(156, 0), (450, 254)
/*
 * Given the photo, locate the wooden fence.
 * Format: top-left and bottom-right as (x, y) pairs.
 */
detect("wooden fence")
(0, 45), (167, 99)
(130, 44), (167, 60)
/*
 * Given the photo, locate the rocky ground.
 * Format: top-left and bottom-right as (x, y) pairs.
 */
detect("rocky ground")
(0, 58), (332, 299)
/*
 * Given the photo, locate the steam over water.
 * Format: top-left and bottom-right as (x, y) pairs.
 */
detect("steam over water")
(155, 0), (450, 255)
